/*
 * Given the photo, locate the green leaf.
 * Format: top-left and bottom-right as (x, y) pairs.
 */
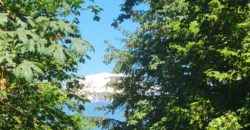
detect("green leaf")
(71, 38), (94, 54)
(35, 16), (50, 23)
(218, 47), (238, 58)
(47, 44), (66, 64)
(58, 21), (75, 34)
(16, 28), (30, 43)
(206, 70), (229, 80)
(0, 13), (8, 25)
(13, 60), (44, 82)
(0, 52), (16, 67)
(189, 21), (200, 34)
(25, 16), (36, 27)
(206, 112), (242, 130)
(16, 17), (28, 28)
(25, 38), (46, 53)
(0, 91), (8, 99)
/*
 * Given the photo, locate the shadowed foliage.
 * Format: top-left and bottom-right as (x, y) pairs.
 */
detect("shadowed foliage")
(0, 0), (101, 129)
(105, 0), (250, 129)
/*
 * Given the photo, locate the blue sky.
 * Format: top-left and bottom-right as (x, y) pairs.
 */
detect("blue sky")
(77, 0), (138, 76)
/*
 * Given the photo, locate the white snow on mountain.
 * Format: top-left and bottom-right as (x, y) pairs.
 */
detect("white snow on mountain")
(77, 72), (161, 102)
(78, 72), (124, 102)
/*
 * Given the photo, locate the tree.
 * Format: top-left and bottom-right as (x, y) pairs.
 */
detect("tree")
(105, 0), (250, 129)
(0, 0), (101, 129)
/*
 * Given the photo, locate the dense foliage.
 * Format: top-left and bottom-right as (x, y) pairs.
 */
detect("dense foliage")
(105, 0), (250, 129)
(0, 0), (101, 129)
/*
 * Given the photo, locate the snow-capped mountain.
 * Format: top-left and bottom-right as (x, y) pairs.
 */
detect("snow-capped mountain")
(78, 72), (124, 102)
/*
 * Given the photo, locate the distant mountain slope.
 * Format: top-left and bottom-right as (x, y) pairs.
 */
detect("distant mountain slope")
(78, 72), (124, 102)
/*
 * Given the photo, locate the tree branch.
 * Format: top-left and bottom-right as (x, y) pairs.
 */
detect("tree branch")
(0, 0), (4, 6)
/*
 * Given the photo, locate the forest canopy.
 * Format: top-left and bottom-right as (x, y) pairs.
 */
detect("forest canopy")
(0, 0), (101, 129)
(0, 0), (249, 130)
(104, 0), (250, 129)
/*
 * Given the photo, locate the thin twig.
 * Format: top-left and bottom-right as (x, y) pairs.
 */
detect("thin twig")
(0, 98), (23, 114)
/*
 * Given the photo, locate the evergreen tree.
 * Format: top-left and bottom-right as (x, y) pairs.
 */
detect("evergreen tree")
(105, 0), (250, 129)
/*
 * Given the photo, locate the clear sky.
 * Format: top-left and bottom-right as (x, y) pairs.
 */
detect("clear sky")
(77, 0), (138, 76)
